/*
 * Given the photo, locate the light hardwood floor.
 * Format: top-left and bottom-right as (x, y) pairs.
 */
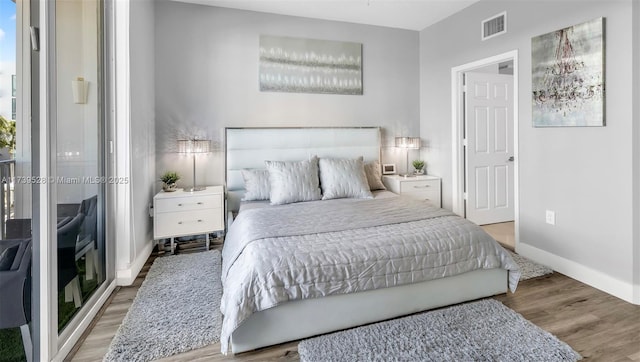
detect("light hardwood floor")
(69, 234), (640, 362)
(482, 221), (515, 250)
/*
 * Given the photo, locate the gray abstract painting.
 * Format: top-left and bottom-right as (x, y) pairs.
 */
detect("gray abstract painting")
(531, 18), (605, 127)
(259, 35), (363, 95)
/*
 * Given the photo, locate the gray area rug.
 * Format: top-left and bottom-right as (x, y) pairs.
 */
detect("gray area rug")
(103, 251), (222, 362)
(509, 250), (554, 280)
(298, 299), (581, 362)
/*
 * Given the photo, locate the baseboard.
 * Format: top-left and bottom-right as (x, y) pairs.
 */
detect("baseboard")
(518, 243), (638, 305)
(116, 240), (154, 286)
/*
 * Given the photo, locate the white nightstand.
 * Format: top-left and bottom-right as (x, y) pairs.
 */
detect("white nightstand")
(383, 175), (442, 208)
(153, 186), (225, 254)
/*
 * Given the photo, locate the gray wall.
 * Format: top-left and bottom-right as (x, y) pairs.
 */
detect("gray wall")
(130, 0), (156, 259)
(420, 0), (638, 301)
(154, 1), (421, 185)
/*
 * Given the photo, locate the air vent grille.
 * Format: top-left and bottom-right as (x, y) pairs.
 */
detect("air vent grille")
(482, 12), (506, 41)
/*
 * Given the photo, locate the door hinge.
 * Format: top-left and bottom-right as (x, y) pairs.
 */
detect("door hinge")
(462, 138), (468, 147)
(463, 192), (468, 200)
(463, 84), (467, 93)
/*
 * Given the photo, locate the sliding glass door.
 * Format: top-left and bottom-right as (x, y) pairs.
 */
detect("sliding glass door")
(1, 0), (112, 359)
(54, 0), (106, 337)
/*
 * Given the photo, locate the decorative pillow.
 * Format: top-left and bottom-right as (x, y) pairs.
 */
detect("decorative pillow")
(319, 157), (373, 200)
(0, 245), (19, 271)
(364, 160), (387, 191)
(265, 156), (322, 205)
(241, 169), (270, 201)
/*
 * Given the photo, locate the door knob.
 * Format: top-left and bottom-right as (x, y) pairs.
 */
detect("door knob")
(507, 156), (514, 162)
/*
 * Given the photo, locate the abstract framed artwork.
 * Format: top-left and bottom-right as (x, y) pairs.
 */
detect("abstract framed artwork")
(259, 35), (363, 95)
(531, 17), (605, 127)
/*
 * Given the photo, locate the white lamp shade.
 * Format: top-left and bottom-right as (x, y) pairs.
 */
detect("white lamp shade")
(177, 139), (211, 153)
(395, 137), (420, 149)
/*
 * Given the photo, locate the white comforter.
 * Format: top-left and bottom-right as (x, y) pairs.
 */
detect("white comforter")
(220, 195), (520, 353)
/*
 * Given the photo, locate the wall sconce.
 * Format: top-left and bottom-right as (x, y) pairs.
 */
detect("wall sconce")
(71, 77), (88, 104)
(395, 136), (420, 177)
(178, 139), (211, 192)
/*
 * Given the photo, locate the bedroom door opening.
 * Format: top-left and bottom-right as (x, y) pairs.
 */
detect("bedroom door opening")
(451, 51), (519, 248)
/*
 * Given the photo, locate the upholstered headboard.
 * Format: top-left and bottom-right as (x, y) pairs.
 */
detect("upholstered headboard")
(225, 127), (381, 212)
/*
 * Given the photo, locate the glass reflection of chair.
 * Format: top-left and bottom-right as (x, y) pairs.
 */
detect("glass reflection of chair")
(57, 213), (85, 308)
(0, 238), (33, 362)
(75, 196), (101, 283)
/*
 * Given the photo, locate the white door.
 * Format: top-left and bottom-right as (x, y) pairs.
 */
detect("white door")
(465, 72), (514, 225)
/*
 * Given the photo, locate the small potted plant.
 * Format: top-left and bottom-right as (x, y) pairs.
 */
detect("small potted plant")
(160, 171), (180, 192)
(412, 160), (425, 175)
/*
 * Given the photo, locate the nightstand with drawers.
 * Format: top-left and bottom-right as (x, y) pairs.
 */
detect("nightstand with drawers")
(153, 185), (225, 254)
(382, 175), (442, 208)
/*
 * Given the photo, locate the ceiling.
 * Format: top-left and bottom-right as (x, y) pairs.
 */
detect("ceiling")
(170, 0), (480, 31)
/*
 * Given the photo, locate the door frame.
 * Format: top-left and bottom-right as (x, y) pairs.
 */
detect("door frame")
(450, 50), (519, 246)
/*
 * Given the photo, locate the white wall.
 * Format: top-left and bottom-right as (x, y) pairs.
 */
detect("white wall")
(130, 0), (156, 265)
(420, 0), (639, 303)
(154, 1), (421, 184)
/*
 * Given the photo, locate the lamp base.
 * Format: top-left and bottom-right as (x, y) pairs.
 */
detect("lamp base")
(185, 186), (207, 192)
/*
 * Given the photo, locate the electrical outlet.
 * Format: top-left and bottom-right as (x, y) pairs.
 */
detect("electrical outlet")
(148, 203), (154, 218)
(545, 210), (555, 225)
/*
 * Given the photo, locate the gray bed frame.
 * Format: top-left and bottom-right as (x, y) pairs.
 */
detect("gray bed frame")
(224, 127), (508, 354)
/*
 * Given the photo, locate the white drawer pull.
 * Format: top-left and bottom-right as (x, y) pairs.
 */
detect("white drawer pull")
(177, 220), (204, 225)
(413, 185), (430, 189)
(178, 202), (204, 207)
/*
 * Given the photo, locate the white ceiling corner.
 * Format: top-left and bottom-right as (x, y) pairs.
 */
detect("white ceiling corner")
(169, 0), (479, 31)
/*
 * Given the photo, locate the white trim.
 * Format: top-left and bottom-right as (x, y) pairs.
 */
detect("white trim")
(51, 281), (117, 362)
(450, 50), (519, 249)
(632, 0), (640, 306)
(112, 0), (134, 277)
(38, 0), (55, 359)
(518, 243), (638, 305)
(116, 240), (154, 286)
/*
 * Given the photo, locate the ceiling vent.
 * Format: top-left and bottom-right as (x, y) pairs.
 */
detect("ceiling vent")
(481, 12), (506, 41)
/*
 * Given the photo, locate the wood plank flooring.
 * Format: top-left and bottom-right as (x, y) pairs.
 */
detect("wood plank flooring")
(482, 221), (515, 250)
(69, 238), (640, 362)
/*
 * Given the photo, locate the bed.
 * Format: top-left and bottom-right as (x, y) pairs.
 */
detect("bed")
(222, 127), (519, 354)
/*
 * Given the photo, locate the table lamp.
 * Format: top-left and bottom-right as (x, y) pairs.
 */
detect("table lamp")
(178, 139), (211, 192)
(395, 136), (420, 177)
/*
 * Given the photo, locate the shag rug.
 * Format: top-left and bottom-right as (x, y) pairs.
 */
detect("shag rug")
(508, 250), (554, 280)
(103, 251), (222, 362)
(298, 299), (581, 362)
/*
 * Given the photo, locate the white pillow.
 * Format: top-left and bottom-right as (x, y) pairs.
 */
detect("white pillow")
(318, 157), (373, 200)
(364, 160), (387, 191)
(265, 156), (322, 205)
(241, 169), (270, 201)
